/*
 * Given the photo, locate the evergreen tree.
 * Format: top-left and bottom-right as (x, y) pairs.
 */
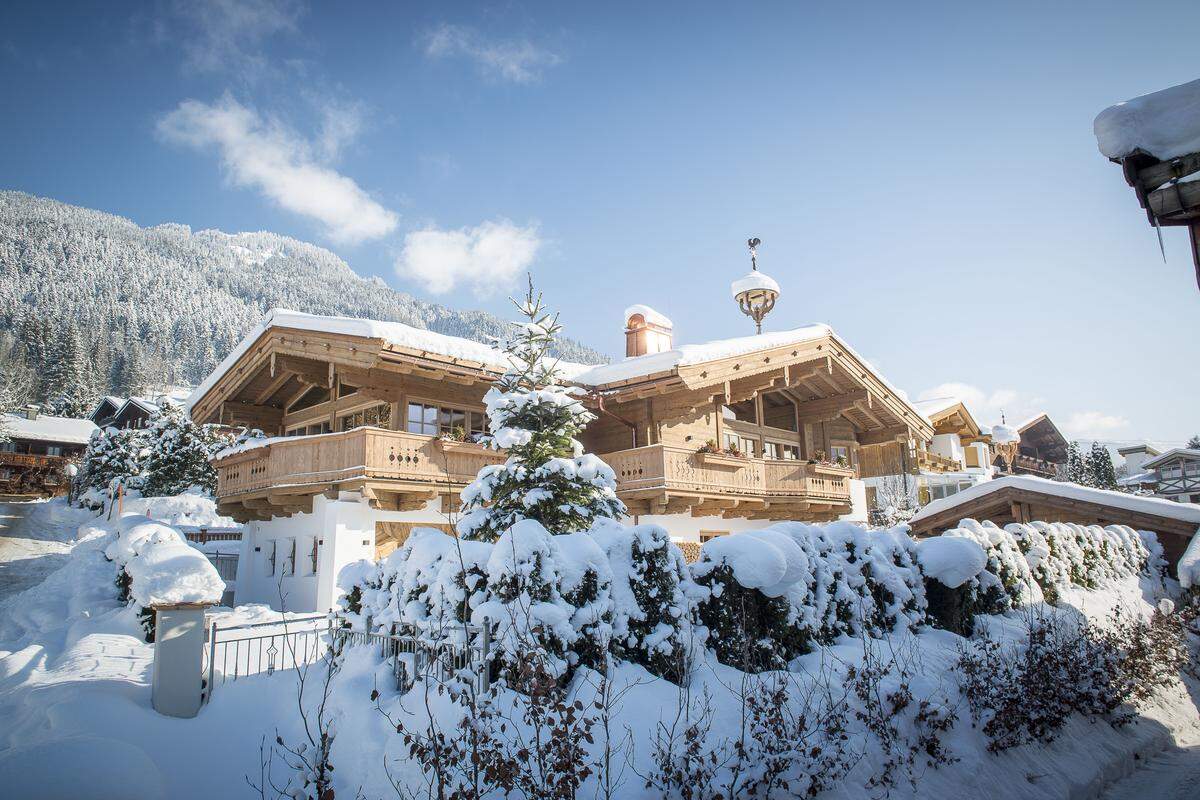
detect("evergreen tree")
(457, 279), (625, 542)
(45, 321), (98, 417)
(1189, 434), (1200, 450)
(1065, 441), (1088, 485)
(140, 401), (235, 496)
(76, 426), (149, 494)
(1087, 442), (1119, 490)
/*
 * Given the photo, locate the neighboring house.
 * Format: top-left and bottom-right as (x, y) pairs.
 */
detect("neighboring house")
(858, 396), (996, 512)
(1117, 443), (1162, 493)
(0, 406), (97, 496)
(1140, 448), (1200, 504)
(908, 474), (1200, 572)
(1094, 77), (1200, 290)
(189, 308), (933, 610)
(89, 387), (195, 430)
(992, 413), (1068, 479)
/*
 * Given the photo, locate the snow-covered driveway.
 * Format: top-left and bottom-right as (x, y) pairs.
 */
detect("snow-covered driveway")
(1100, 742), (1200, 800)
(0, 500), (94, 601)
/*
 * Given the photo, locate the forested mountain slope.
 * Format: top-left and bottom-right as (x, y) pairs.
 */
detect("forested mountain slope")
(0, 192), (604, 411)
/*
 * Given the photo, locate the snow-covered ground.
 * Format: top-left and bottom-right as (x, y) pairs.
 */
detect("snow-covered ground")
(2, 500), (1200, 799)
(0, 499), (95, 601)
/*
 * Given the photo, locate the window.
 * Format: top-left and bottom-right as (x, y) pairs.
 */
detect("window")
(1185, 462), (1200, 476)
(723, 432), (755, 457)
(1162, 465), (1183, 479)
(830, 445), (851, 465)
(285, 538), (296, 576)
(338, 403), (391, 432)
(699, 530), (728, 543)
(407, 402), (487, 440)
(762, 441), (800, 460)
(310, 538), (319, 575)
(267, 541), (277, 576)
(46, 445), (63, 457)
(0, 442), (14, 453)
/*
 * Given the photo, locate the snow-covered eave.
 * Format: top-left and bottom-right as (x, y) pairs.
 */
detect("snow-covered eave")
(1141, 448), (1200, 470)
(910, 474), (1200, 528)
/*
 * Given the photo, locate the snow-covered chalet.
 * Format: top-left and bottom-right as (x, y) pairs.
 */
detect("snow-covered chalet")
(190, 306), (937, 610)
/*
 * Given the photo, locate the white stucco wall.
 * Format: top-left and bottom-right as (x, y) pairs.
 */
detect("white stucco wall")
(930, 433), (964, 464)
(234, 494), (456, 612)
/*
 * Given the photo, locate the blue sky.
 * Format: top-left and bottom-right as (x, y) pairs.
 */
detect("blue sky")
(2, 0), (1198, 445)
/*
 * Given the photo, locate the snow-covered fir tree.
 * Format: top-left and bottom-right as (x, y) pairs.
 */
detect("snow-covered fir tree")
(1088, 442), (1119, 490)
(457, 279), (625, 542)
(77, 426), (149, 493)
(139, 401), (235, 496)
(1065, 441), (1089, 485)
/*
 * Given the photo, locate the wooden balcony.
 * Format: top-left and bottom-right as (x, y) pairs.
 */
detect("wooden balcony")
(603, 444), (855, 521)
(214, 427), (506, 521)
(0, 452), (64, 469)
(913, 449), (961, 473)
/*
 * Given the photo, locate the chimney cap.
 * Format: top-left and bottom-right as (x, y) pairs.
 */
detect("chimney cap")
(624, 304), (673, 330)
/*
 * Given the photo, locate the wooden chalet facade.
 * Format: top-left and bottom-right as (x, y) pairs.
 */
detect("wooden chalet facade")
(190, 309), (938, 611)
(0, 408), (96, 496)
(1141, 448), (1200, 504)
(194, 310), (932, 531)
(993, 414), (1067, 479)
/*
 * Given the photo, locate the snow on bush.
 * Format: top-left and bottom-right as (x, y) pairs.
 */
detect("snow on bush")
(1005, 521), (1153, 604)
(589, 519), (699, 683)
(103, 513), (225, 640)
(691, 522), (928, 671)
(946, 519), (1040, 613)
(916, 536), (986, 589)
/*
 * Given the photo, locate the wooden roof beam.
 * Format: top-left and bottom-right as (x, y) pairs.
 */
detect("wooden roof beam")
(795, 388), (868, 425)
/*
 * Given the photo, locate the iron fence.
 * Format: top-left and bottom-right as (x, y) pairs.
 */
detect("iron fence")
(202, 614), (493, 703)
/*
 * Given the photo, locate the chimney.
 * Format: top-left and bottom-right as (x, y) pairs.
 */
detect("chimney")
(22, 404), (39, 420)
(624, 305), (673, 358)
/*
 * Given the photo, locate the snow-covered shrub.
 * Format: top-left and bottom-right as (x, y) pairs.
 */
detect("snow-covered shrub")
(140, 401), (235, 497)
(915, 535), (987, 635)
(104, 514), (225, 641)
(1006, 521), (1155, 604)
(457, 281), (624, 541)
(691, 531), (811, 671)
(590, 520), (698, 683)
(948, 519), (1039, 610)
(690, 523), (928, 670)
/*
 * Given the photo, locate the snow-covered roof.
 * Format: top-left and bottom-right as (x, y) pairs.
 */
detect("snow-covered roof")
(1095, 77), (1200, 161)
(910, 475), (1200, 527)
(1117, 470), (1156, 487)
(912, 396), (962, 422)
(1141, 448), (1200, 470)
(624, 304), (673, 329)
(1117, 443), (1161, 457)
(2, 413), (98, 445)
(190, 308), (528, 408)
(568, 324), (831, 386)
(730, 270), (781, 298)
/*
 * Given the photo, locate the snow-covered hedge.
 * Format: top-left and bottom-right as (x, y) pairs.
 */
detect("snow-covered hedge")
(690, 523), (927, 671)
(1005, 521), (1154, 604)
(104, 513), (226, 640)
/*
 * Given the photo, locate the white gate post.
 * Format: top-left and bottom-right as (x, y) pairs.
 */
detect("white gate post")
(152, 602), (214, 718)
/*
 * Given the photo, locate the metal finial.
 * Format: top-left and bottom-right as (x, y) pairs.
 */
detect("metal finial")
(748, 237), (761, 271)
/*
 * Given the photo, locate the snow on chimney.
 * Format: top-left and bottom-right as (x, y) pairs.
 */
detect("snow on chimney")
(624, 305), (673, 358)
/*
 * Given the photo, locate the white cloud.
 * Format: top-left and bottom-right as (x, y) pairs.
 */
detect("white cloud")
(395, 220), (542, 296)
(157, 95), (397, 244)
(1064, 410), (1130, 439)
(167, 0), (303, 77)
(421, 24), (561, 83)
